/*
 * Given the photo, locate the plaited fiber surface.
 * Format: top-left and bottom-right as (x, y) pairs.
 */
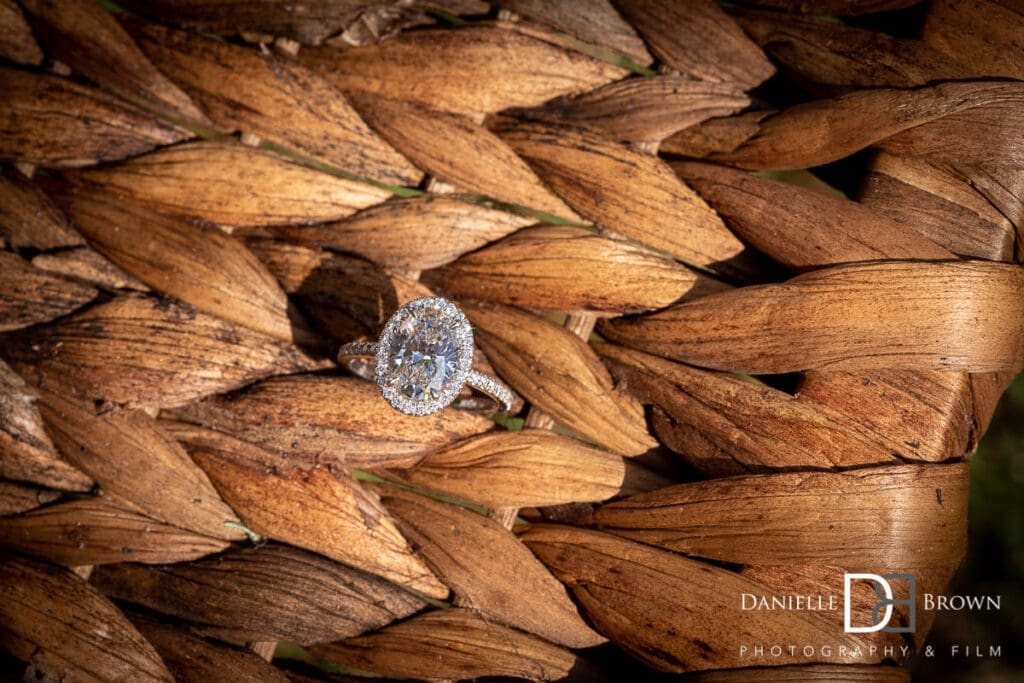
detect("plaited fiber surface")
(0, 0), (1022, 681)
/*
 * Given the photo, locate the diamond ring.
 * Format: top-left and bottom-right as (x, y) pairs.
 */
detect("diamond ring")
(337, 296), (514, 416)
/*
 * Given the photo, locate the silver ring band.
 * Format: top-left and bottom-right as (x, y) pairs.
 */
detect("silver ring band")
(336, 297), (514, 416)
(338, 341), (514, 413)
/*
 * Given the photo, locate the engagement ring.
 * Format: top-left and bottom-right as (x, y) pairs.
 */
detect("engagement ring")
(337, 297), (514, 415)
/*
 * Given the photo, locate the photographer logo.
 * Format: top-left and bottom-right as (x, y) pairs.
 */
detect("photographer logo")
(842, 572), (916, 634)
(738, 572), (1001, 661)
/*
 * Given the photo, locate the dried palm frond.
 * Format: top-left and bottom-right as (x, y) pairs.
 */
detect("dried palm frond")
(0, 1), (1021, 681)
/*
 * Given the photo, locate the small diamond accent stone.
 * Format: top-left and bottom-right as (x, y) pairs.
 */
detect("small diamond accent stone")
(375, 297), (474, 415)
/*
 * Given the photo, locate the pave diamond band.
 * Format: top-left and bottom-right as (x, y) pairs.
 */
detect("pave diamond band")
(464, 369), (515, 412)
(337, 342), (514, 414)
(337, 297), (514, 415)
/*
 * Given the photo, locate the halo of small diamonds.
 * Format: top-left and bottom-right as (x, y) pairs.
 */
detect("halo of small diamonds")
(374, 297), (475, 415)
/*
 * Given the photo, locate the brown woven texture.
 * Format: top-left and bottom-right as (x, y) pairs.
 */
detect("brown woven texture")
(0, 0), (1022, 681)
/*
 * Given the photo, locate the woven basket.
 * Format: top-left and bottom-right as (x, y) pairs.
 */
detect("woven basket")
(1, 0), (1022, 680)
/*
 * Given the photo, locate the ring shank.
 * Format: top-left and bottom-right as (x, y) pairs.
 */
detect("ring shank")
(337, 341), (514, 412)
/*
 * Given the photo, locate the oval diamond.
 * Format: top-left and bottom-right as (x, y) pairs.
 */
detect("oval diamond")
(375, 297), (474, 415)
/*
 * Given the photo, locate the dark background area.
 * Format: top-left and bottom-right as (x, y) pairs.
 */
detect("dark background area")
(912, 375), (1024, 681)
